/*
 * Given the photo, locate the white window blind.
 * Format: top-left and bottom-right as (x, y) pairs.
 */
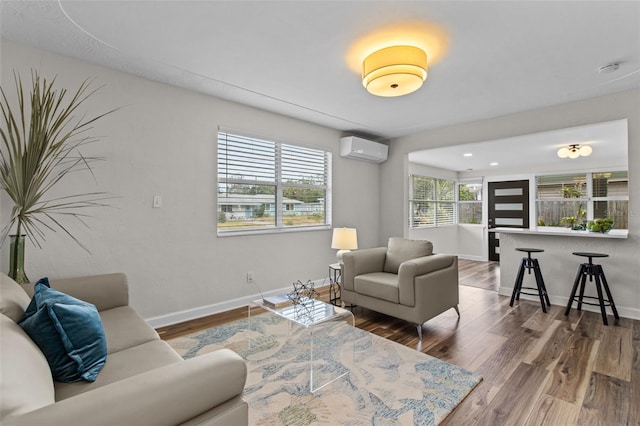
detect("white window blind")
(217, 131), (331, 234)
(409, 175), (456, 227)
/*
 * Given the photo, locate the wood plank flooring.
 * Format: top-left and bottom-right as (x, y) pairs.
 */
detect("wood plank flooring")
(158, 259), (638, 425)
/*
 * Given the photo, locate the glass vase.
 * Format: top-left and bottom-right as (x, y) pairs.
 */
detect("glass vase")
(9, 235), (29, 284)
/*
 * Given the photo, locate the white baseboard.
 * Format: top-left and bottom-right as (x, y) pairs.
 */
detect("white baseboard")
(146, 278), (328, 329)
(458, 254), (486, 261)
(498, 287), (640, 321)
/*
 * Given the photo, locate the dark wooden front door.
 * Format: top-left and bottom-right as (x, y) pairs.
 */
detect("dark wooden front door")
(488, 180), (530, 261)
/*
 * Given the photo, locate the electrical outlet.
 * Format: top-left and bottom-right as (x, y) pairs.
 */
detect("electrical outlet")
(246, 271), (254, 284)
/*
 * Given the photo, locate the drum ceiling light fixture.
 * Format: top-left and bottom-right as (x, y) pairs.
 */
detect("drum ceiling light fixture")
(557, 143), (593, 159)
(362, 45), (428, 97)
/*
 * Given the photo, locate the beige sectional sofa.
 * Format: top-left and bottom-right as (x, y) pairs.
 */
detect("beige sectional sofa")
(0, 272), (248, 426)
(341, 238), (459, 339)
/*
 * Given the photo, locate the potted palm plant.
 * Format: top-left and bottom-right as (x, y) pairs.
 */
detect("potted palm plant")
(0, 71), (115, 283)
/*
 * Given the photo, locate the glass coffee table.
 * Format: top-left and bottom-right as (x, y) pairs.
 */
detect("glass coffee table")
(249, 296), (355, 393)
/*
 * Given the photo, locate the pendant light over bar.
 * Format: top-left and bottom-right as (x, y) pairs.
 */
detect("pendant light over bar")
(362, 45), (428, 97)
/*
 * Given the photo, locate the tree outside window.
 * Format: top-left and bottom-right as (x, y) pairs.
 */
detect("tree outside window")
(536, 171), (628, 229)
(410, 175), (456, 227)
(458, 181), (483, 224)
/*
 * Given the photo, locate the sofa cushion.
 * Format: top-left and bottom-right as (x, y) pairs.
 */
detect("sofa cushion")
(0, 314), (55, 419)
(99, 306), (160, 354)
(384, 238), (433, 274)
(55, 340), (182, 401)
(354, 272), (399, 303)
(0, 274), (31, 322)
(19, 279), (107, 383)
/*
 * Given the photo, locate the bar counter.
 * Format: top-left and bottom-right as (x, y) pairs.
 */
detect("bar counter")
(493, 226), (633, 319)
(492, 226), (628, 239)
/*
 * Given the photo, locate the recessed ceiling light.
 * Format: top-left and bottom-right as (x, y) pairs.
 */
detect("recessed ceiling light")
(490, 162), (498, 166)
(463, 153), (472, 157)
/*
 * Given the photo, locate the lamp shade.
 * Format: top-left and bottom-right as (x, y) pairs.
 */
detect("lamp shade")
(362, 46), (428, 97)
(331, 228), (358, 250)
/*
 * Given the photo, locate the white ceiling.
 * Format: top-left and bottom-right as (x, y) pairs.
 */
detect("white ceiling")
(409, 119), (629, 176)
(1, 1), (639, 142)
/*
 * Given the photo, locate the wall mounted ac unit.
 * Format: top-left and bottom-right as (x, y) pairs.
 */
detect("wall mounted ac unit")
(339, 136), (388, 163)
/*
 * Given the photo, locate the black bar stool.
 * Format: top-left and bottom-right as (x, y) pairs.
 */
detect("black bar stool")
(565, 252), (619, 325)
(510, 248), (550, 313)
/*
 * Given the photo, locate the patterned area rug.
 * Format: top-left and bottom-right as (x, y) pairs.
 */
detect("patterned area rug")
(167, 313), (481, 425)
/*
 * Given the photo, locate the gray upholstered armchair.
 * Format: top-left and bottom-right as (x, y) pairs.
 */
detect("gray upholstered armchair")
(341, 238), (459, 339)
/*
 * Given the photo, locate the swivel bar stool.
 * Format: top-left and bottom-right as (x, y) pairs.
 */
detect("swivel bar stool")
(510, 248), (550, 313)
(565, 252), (619, 325)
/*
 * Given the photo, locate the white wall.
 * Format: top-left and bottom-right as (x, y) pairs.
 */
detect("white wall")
(456, 225), (485, 260)
(383, 89), (640, 317)
(0, 40), (382, 324)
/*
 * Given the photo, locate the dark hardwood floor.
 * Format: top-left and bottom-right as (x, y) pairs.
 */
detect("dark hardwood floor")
(158, 259), (638, 425)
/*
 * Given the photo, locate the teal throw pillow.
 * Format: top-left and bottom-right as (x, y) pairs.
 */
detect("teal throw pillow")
(19, 277), (107, 382)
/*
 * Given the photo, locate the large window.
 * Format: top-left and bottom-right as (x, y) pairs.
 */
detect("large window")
(536, 171), (628, 229)
(409, 175), (455, 227)
(217, 132), (331, 234)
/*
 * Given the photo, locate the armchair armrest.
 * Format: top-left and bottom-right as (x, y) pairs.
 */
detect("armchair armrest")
(3, 349), (247, 426)
(398, 254), (457, 306)
(399, 254), (456, 278)
(342, 247), (387, 291)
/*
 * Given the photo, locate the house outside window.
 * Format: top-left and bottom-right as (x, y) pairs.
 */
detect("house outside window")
(536, 171), (628, 229)
(409, 175), (456, 227)
(458, 181), (483, 224)
(217, 131), (331, 234)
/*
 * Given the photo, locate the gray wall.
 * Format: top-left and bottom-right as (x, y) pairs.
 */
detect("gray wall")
(0, 40), (381, 324)
(384, 89), (640, 318)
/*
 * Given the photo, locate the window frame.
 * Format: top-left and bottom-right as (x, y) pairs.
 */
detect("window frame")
(457, 179), (484, 225)
(217, 131), (332, 236)
(409, 174), (457, 228)
(535, 170), (628, 229)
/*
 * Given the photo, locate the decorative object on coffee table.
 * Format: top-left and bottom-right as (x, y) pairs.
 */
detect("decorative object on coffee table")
(287, 279), (318, 304)
(0, 72), (117, 283)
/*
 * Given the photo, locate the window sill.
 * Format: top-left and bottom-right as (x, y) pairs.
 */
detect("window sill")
(217, 224), (331, 237)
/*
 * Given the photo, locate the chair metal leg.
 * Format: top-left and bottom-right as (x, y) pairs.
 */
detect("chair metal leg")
(510, 258), (527, 307)
(533, 259), (551, 307)
(454, 305), (460, 316)
(417, 323), (423, 340)
(593, 273), (609, 325)
(532, 259), (548, 313)
(598, 265), (620, 321)
(565, 264), (584, 316)
(577, 271), (588, 311)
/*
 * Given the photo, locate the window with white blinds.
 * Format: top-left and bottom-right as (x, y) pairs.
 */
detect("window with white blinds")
(217, 131), (331, 234)
(409, 175), (456, 227)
